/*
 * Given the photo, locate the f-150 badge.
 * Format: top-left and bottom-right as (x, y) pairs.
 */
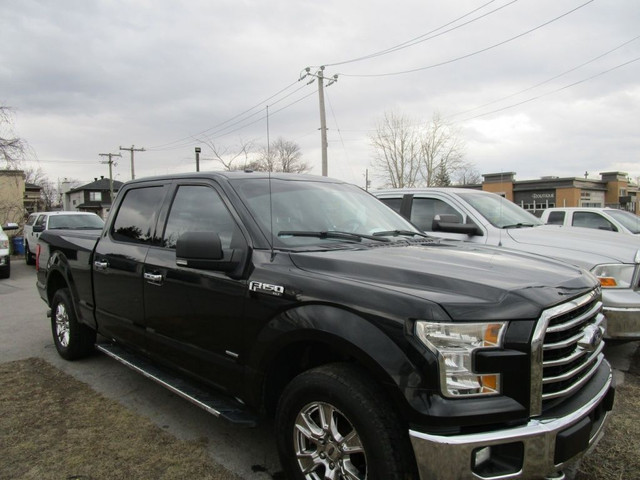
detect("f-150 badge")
(249, 281), (284, 296)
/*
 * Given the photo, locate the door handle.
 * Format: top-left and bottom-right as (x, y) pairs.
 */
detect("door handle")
(144, 272), (164, 285)
(94, 260), (109, 270)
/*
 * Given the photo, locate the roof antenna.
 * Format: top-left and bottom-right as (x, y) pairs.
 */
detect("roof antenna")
(267, 105), (275, 261)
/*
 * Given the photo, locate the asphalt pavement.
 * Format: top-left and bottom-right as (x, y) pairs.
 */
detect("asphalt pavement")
(1, 257), (638, 479)
(0, 258), (281, 480)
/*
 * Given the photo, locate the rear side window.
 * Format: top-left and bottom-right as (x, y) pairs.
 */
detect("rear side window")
(546, 211), (565, 225)
(111, 187), (165, 244)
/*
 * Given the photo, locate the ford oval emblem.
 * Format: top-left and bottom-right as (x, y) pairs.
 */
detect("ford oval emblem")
(578, 325), (604, 352)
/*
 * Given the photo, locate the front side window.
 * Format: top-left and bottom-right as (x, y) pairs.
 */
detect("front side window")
(411, 198), (463, 231)
(572, 212), (617, 231)
(111, 187), (165, 244)
(162, 185), (239, 249)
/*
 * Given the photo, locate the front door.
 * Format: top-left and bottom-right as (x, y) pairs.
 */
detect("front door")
(143, 182), (249, 393)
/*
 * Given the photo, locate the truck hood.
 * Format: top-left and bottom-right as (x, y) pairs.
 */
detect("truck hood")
(290, 241), (597, 321)
(504, 225), (640, 267)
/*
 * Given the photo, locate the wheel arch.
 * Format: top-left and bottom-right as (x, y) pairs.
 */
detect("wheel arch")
(247, 304), (423, 420)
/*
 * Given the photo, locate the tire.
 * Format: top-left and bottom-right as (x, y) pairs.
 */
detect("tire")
(51, 288), (96, 360)
(25, 242), (35, 265)
(275, 363), (418, 480)
(0, 257), (9, 279)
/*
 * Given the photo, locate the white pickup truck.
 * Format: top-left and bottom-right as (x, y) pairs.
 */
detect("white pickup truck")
(23, 211), (104, 265)
(375, 188), (640, 340)
(0, 222), (18, 278)
(540, 207), (640, 236)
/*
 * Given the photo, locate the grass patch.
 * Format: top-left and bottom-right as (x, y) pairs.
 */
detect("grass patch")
(0, 358), (241, 480)
(575, 346), (640, 480)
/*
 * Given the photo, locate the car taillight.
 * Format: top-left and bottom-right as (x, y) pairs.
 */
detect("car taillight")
(35, 244), (41, 271)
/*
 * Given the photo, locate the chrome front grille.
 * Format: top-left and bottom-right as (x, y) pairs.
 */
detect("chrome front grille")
(530, 289), (605, 415)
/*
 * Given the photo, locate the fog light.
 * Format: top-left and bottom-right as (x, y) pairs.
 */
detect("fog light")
(473, 446), (491, 468)
(471, 442), (524, 477)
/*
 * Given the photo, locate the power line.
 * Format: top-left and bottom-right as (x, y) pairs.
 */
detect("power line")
(322, 0), (516, 67)
(446, 34), (640, 120)
(455, 55), (640, 123)
(339, 0), (595, 78)
(147, 80), (301, 151)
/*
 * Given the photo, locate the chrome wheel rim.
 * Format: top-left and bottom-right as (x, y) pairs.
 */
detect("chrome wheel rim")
(55, 303), (70, 348)
(294, 401), (366, 480)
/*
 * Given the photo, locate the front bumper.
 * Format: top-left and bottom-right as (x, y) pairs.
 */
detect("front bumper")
(0, 254), (9, 268)
(409, 367), (614, 480)
(602, 289), (640, 340)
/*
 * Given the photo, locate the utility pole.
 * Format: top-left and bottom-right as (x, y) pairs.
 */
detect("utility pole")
(300, 66), (338, 177)
(99, 152), (122, 203)
(119, 145), (145, 180)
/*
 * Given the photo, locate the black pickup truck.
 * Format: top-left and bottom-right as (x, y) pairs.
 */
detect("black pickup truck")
(37, 172), (614, 480)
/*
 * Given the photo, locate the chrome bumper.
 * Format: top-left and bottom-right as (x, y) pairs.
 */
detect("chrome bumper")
(602, 289), (640, 340)
(409, 371), (613, 480)
(603, 307), (640, 340)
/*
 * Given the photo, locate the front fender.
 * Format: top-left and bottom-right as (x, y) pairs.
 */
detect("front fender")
(246, 304), (427, 417)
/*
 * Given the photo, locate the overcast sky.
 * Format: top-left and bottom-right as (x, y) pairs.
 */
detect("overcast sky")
(1, 0), (638, 189)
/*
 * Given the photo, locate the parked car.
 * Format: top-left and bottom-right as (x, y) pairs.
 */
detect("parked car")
(541, 207), (640, 235)
(375, 188), (640, 340)
(23, 211), (104, 265)
(36, 172), (614, 479)
(0, 222), (19, 278)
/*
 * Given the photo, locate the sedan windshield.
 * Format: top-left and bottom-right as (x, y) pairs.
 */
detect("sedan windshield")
(458, 192), (543, 229)
(231, 178), (422, 248)
(607, 210), (640, 234)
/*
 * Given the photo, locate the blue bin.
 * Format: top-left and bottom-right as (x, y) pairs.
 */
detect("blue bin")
(12, 236), (25, 255)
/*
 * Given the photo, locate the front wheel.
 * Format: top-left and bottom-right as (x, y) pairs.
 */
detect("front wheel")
(275, 363), (418, 480)
(51, 288), (96, 360)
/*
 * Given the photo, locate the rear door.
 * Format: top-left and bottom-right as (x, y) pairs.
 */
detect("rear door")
(143, 181), (249, 392)
(93, 182), (169, 348)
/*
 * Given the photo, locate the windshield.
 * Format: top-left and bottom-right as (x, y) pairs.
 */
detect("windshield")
(48, 214), (105, 230)
(607, 210), (640, 234)
(458, 192), (543, 228)
(231, 178), (421, 248)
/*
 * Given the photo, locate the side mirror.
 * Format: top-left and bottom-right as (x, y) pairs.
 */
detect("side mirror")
(32, 225), (45, 233)
(176, 231), (242, 272)
(2, 222), (19, 231)
(432, 214), (483, 236)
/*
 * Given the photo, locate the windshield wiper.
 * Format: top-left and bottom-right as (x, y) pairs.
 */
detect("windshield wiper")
(372, 229), (431, 239)
(278, 230), (391, 243)
(502, 223), (536, 229)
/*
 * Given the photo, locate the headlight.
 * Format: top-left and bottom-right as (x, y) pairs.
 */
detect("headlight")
(591, 264), (636, 288)
(0, 239), (8, 249)
(415, 321), (507, 397)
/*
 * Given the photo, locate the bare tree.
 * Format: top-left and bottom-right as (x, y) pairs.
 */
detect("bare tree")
(255, 137), (310, 173)
(372, 111), (471, 188)
(200, 138), (256, 171)
(419, 112), (465, 187)
(1, 106), (27, 169)
(370, 111), (421, 188)
(24, 167), (64, 210)
(453, 165), (482, 186)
